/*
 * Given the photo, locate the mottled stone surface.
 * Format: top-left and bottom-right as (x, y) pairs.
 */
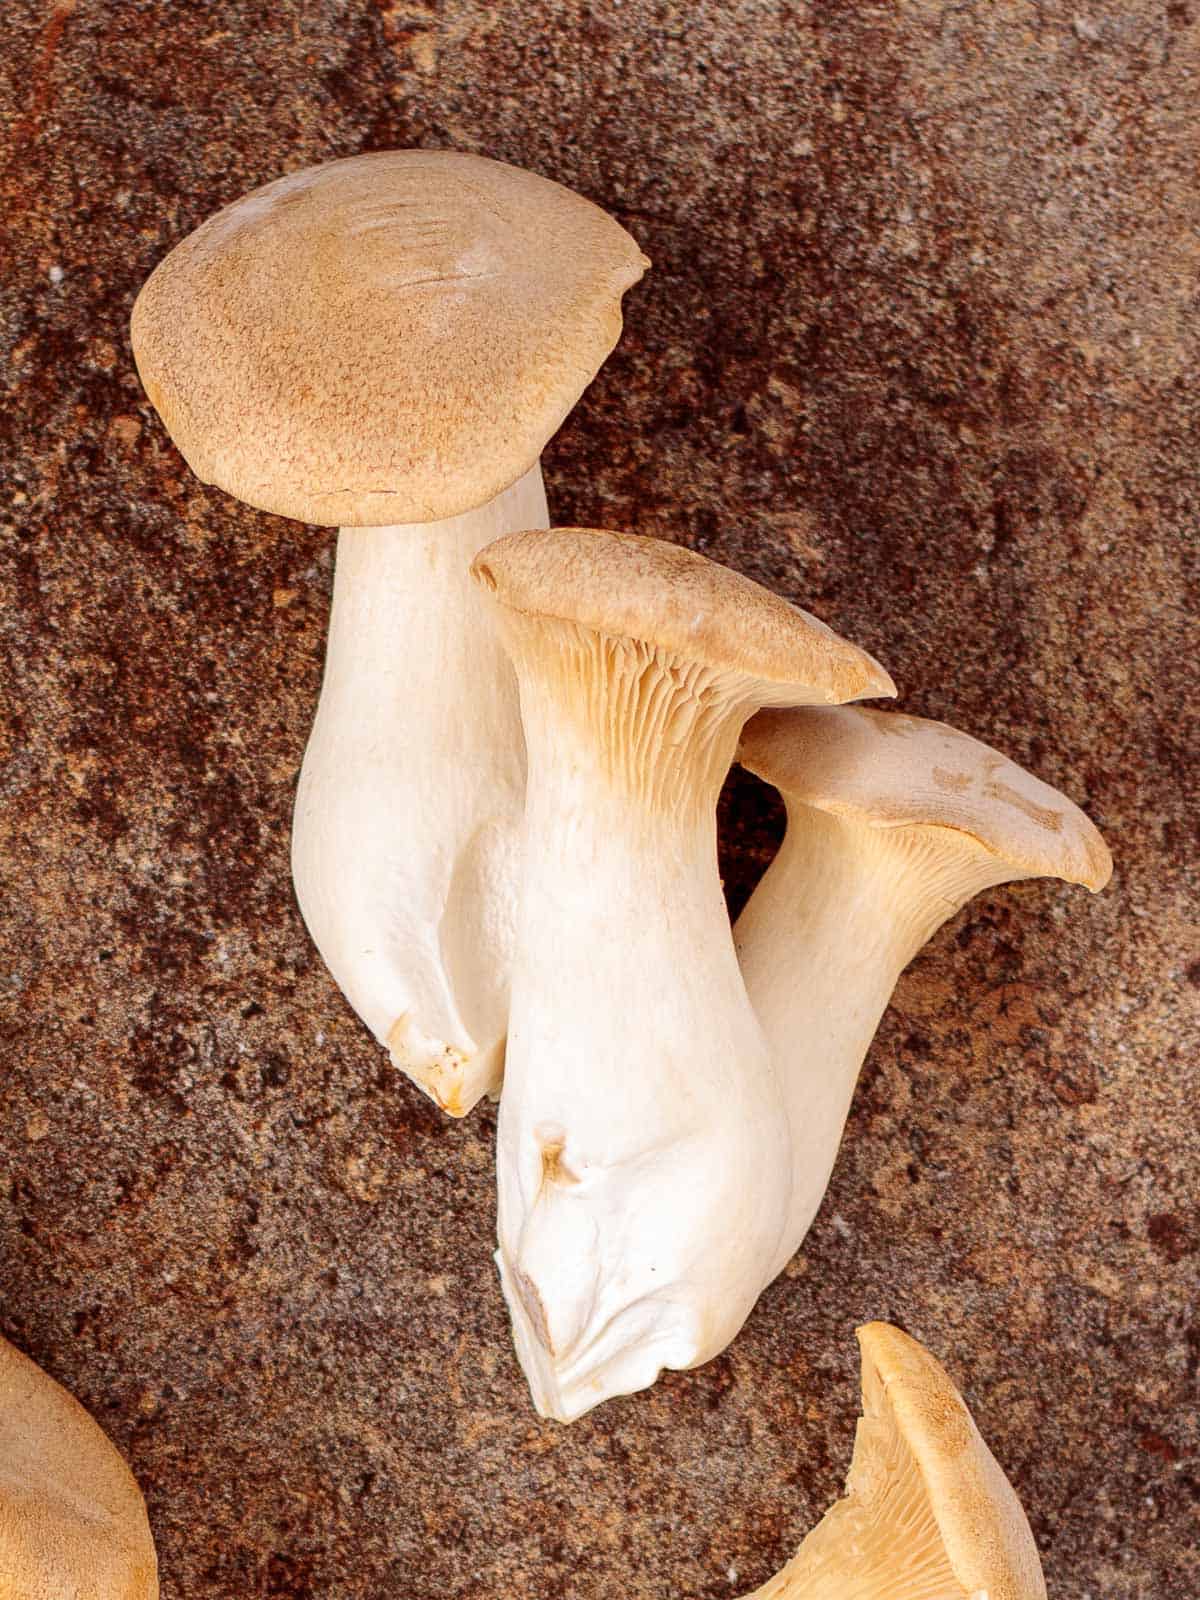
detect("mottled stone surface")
(1, 2), (1196, 1596)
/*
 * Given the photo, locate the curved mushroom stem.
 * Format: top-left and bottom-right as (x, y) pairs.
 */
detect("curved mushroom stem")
(736, 812), (1018, 1276)
(292, 464), (548, 1116)
(493, 628), (793, 1420)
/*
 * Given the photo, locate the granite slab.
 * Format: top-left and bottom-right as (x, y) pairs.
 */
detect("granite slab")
(1, 2), (1196, 1596)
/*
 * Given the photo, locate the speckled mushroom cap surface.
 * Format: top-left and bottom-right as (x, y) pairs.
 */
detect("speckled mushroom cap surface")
(0, 1335), (159, 1599)
(130, 150), (649, 526)
(749, 1323), (1047, 1600)
(855, 1322), (1048, 1600)
(471, 528), (896, 704)
(739, 705), (1112, 890)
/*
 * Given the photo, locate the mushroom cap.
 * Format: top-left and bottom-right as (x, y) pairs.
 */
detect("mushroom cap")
(739, 705), (1112, 890)
(0, 1335), (158, 1597)
(853, 1321), (1048, 1600)
(471, 528), (896, 705)
(130, 150), (649, 526)
(746, 1322), (1046, 1600)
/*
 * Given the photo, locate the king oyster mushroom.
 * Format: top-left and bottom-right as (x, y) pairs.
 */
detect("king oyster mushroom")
(0, 1333), (158, 1598)
(131, 150), (648, 1116)
(735, 704), (1112, 1274)
(470, 527), (894, 1420)
(740, 1322), (1047, 1600)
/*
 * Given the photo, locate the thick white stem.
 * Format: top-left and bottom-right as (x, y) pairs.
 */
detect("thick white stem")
(292, 464), (548, 1116)
(497, 709), (792, 1421)
(735, 811), (1015, 1273)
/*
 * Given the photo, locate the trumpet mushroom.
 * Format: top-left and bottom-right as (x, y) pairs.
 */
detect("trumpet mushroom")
(1, 1334), (158, 1597)
(735, 706), (1113, 1271)
(471, 528), (895, 1420)
(741, 1322), (1047, 1600)
(132, 150), (648, 1115)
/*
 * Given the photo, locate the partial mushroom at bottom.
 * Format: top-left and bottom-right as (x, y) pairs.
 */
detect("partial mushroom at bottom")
(0, 1333), (159, 1598)
(740, 1322), (1047, 1600)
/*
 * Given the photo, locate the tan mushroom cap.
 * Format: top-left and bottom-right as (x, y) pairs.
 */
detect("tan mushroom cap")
(855, 1322), (1048, 1600)
(131, 150), (649, 526)
(471, 528), (896, 705)
(1, 1335), (158, 1598)
(745, 1322), (1046, 1600)
(739, 705), (1112, 890)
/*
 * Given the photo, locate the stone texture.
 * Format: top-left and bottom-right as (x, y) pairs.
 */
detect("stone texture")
(1, 3), (1196, 1597)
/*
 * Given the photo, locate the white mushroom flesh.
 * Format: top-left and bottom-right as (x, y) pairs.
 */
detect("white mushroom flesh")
(292, 463), (548, 1116)
(493, 620), (794, 1419)
(737, 812), (1016, 1275)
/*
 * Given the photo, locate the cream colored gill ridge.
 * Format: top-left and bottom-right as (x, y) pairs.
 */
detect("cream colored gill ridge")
(742, 1323), (1047, 1600)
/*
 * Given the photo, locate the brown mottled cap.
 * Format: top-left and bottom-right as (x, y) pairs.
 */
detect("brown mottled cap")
(855, 1322), (1048, 1600)
(471, 528), (896, 705)
(0, 1335), (159, 1597)
(739, 705), (1112, 890)
(131, 151), (649, 526)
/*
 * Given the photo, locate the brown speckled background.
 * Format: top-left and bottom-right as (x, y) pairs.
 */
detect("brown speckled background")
(1, 2), (1197, 1596)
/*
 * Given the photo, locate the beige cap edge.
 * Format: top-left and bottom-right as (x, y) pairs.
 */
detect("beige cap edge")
(739, 704), (1113, 891)
(857, 1321), (1049, 1600)
(472, 527), (897, 708)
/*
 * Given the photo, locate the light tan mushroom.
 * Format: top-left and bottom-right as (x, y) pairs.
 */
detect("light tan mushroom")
(132, 150), (648, 1115)
(741, 1322), (1047, 1600)
(1, 1333), (158, 1598)
(471, 528), (894, 1420)
(735, 705), (1112, 1275)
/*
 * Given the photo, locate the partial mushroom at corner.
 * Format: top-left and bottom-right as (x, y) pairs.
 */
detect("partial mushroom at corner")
(0, 1334), (159, 1598)
(738, 1322), (1048, 1600)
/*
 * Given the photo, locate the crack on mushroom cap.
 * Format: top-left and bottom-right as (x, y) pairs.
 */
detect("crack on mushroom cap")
(131, 151), (650, 527)
(739, 705), (1112, 891)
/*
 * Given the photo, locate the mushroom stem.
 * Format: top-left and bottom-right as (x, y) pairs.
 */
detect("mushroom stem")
(473, 529), (895, 1420)
(737, 811), (1018, 1274)
(292, 463), (548, 1116)
(493, 621), (792, 1419)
